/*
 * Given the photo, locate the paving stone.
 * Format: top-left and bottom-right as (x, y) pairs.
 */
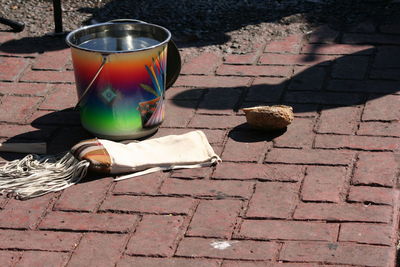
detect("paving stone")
(32, 49), (70, 70)
(357, 121), (400, 137)
(317, 106), (361, 135)
(238, 220), (338, 241)
(0, 194), (53, 229)
(380, 24), (400, 34)
(217, 64), (292, 77)
(126, 215), (184, 256)
(327, 80), (400, 94)
(246, 182), (299, 219)
(113, 172), (166, 195)
(224, 53), (258, 64)
(187, 199), (242, 238)
(39, 84), (78, 110)
(100, 195), (195, 215)
(197, 87), (242, 114)
(289, 66), (326, 91)
(117, 257), (221, 267)
(17, 251), (68, 267)
(284, 91), (364, 105)
(294, 203), (392, 223)
(54, 178), (112, 212)
(369, 68), (400, 80)
(189, 114), (245, 129)
(156, 128), (226, 145)
(181, 52), (221, 75)
(161, 179), (254, 198)
(348, 186), (394, 205)
(362, 94), (400, 121)
(67, 233), (126, 267)
(222, 261), (316, 267)
(0, 57), (28, 81)
(352, 152), (398, 187)
(264, 34), (303, 53)
(265, 148), (354, 165)
(343, 33), (400, 45)
(307, 25), (339, 44)
(0, 95), (42, 123)
(39, 211), (139, 232)
(259, 54), (337, 66)
(0, 124), (55, 140)
(29, 109), (81, 126)
(332, 56), (369, 79)
(301, 44), (374, 55)
(314, 134), (398, 151)
(301, 166), (347, 203)
(373, 46), (400, 68)
(280, 241), (393, 266)
(0, 230), (81, 251)
(165, 86), (205, 100)
(174, 75), (251, 88)
(20, 70), (75, 83)
(0, 251), (19, 267)
(273, 118), (315, 149)
(246, 77), (286, 102)
(213, 162), (304, 182)
(171, 166), (213, 179)
(161, 100), (196, 127)
(176, 237), (278, 260)
(338, 223), (393, 246)
(0, 82), (50, 96)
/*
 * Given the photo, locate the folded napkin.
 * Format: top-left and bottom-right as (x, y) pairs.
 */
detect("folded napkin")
(0, 131), (221, 199)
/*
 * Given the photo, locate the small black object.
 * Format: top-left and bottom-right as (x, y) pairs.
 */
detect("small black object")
(0, 17), (25, 32)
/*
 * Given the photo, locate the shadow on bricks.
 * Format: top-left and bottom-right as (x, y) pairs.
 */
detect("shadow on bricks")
(0, 35), (68, 54)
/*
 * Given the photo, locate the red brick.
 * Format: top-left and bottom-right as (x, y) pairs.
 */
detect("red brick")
(126, 215), (184, 256)
(265, 148), (354, 165)
(380, 24), (400, 34)
(348, 186), (394, 205)
(161, 179), (254, 198)
(0, 124), (55, 140)
(32, 49), (70, 70)
(222, 130), (270, 162)
(280, 241), (392, 266)
(332, 56), (369, 79)
(222, 262), (315, 267)
(0, 57), (28, 81)
(40, 84), (78, 110)
(301, 44), (374, 55)
(238, 220), (338, 241)
(54, 178), (112, 212)
(294, 203), (392, 223)
(174, 75), (251, 88)
(20, 70), (75, 83)
(273, 118), (314, 148)
(259, 54), (337, 66)
(317, 106), (361, 134)
(0, 95), (42, 123)
(16, 251), (68, 267)
(284, 91), (364, 105)
(353, 152), (398, 187)
(217, 64), (292, 77)
(370, 68), (400, 80)
(0, 251), (19, 266)
(289, 103), (319, 117)
(264, 34), (303, 53)
(68, 233), (126, 267)
(373, 46), (400, 68)
(0, 230), (81, 251)
(113, 172), (166, 195)
(29, 109), (81, 126)
(246, 77), (286, 102)
(301, 166), (347, 203)
(289, 66), (326, 91)
(176, 237), (278, 260)
(213, 162), (305, 182)
(181, 52), (221, 75)
(328, 80), (400, 94)
(246, 182), (299, 219)
(362, 94), (400, 121)
(189, 114), (244, 129)
(314, 135), (398, 151)
(171, 167), (213, 179)
(307, 26), (339, 44)
(165, 86), (205, 100)
(155, 128), (225, 145)
(117, 257), (221, 267)
(343, 33), (400, 45)
(224, 53), (258, 64)
(358, 121), (400, 137)
(197, 87), (242, 115)
(39, 211), (139, 232)
(100, 195), (195, 215)
(0, 82), (50, 96)
(0, 194), (53, 229)
(188, 199), (242, 238)
(162, 100), (196, 127)
(339, 223), (393, 245)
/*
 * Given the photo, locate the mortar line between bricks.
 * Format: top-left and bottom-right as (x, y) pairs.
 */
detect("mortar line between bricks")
(93, 179), (115, 213)
(293, 165), (308, 216)
(344, 154), (359, 201)
(116, 215), (143, 266)
(390, 189), (400, 267)
(32, 191), (63, 231)
(62, 232), (85, 267)
(14, 58), (33, 83)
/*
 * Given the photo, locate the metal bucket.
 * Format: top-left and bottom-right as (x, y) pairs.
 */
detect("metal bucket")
(66, 20), (180, 140)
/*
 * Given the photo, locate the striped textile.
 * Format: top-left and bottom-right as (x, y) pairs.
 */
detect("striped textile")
(70, 138), (112, 173)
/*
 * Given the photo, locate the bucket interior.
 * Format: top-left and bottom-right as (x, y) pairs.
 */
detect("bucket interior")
(66, 22), (171, 53)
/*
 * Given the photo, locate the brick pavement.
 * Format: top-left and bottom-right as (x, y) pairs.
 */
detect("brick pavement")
(0, 22), (399, 267)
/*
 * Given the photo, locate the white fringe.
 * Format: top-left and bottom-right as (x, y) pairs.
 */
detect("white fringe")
(0, 152), (90, 200)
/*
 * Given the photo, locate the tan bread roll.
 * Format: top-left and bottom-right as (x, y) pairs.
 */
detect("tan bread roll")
(242, 105), (294, 130)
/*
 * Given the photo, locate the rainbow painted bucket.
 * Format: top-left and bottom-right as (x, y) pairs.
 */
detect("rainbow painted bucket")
(66, 20), (180, 140)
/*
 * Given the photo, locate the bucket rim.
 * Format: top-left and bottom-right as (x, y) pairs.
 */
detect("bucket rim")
(65, 21), (171, 54)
